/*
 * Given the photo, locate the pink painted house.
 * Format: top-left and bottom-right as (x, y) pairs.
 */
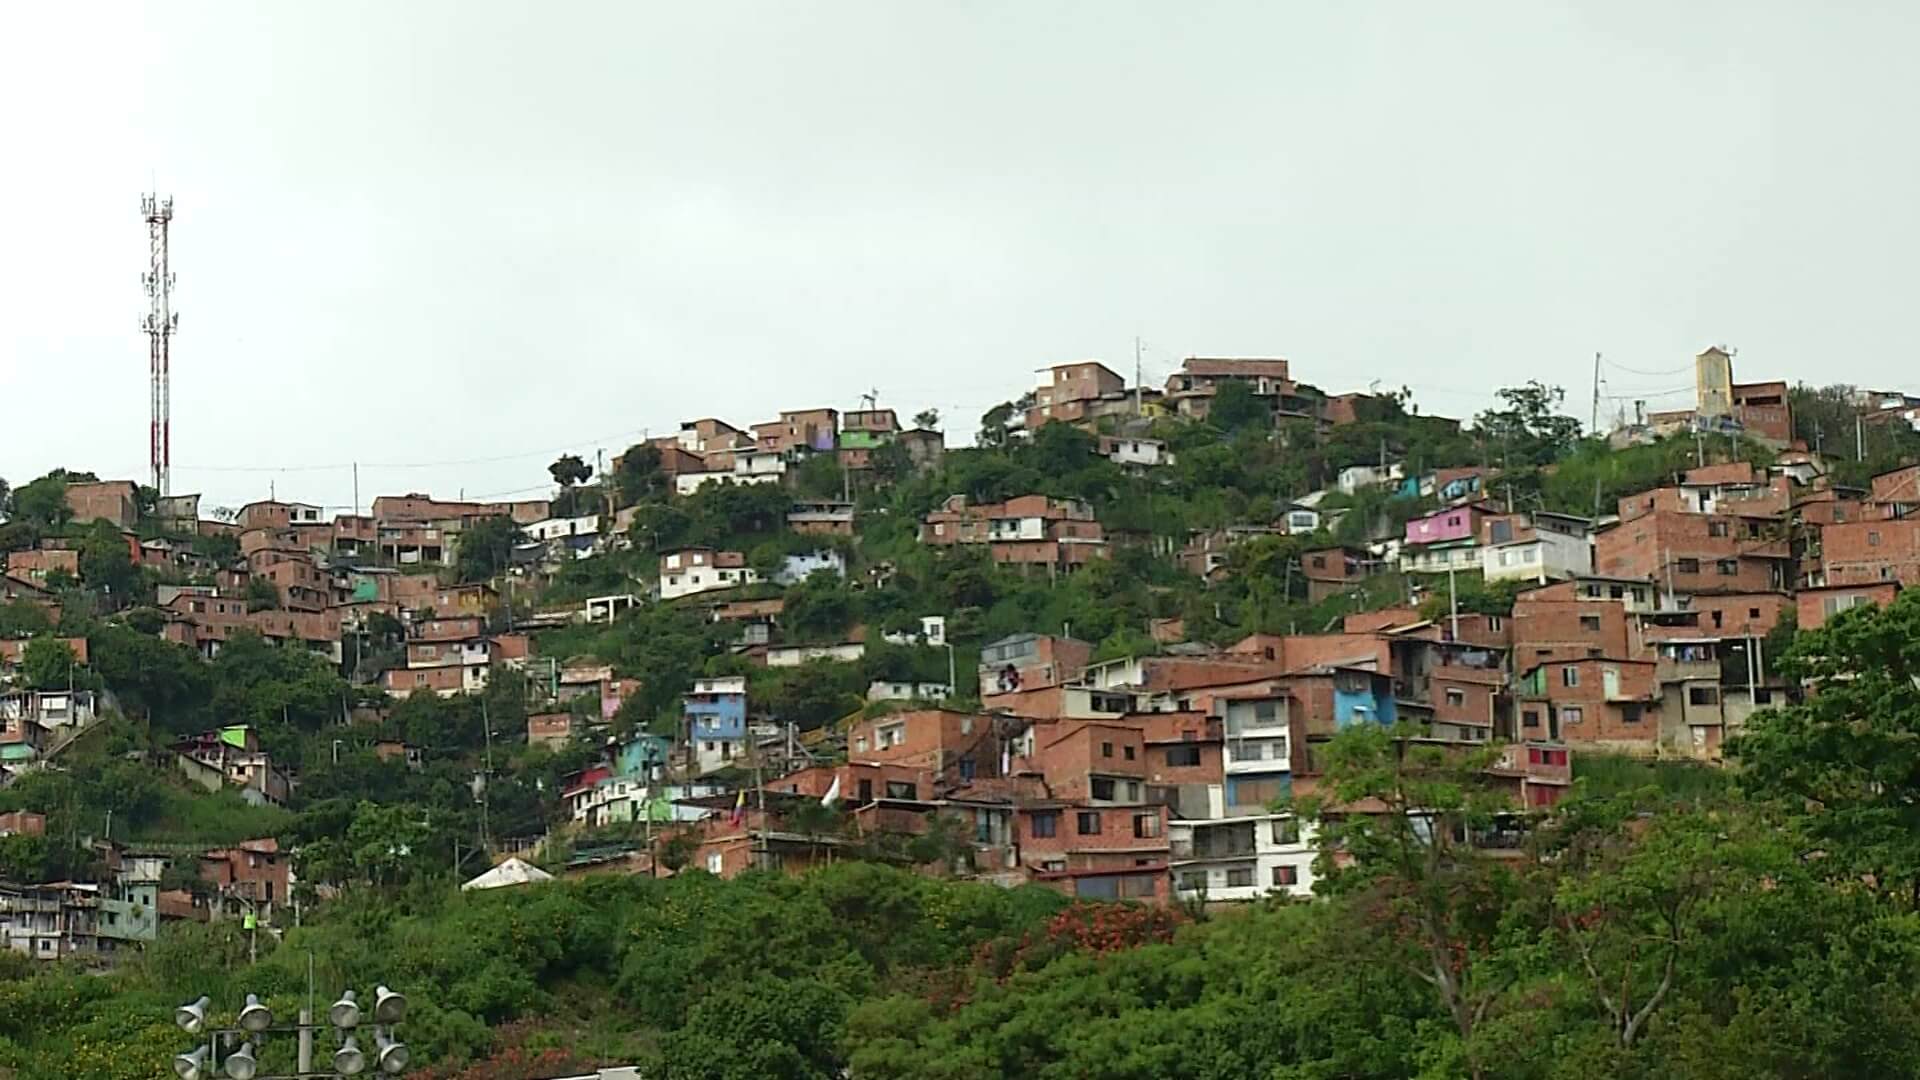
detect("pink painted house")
(1405, 504), (1491, 547)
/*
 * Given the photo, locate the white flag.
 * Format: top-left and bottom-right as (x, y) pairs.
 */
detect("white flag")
(921, 616), (947, 647)
(822, 774), (842, 807)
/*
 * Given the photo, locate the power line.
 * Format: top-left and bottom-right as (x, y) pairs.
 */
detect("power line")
(171, 426), (659, 474)
(1601, 357), (1695, 378)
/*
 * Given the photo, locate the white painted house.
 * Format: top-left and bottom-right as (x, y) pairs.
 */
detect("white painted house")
(1098, 435), (1172, 468)
(866, 680), (952, 703)
(1169, 814), (1318, 903)
(1480, 512), (1595, 585)
(775, 549), (846, 585)
(658, 549), (760, 601)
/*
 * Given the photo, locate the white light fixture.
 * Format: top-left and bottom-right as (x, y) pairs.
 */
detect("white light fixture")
(172, 1044), (209, 1080)
(223, 1040), (258, 1080)
(375, 1030), (410, 1074)
(175, 996), (211, 1034)
(334, 1035), (367, 1076)
(373, 985), (407, 1025)
(329, 989), (362, 1029)
(237, 993), (273, 1034)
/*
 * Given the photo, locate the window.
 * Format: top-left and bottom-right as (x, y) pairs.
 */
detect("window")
(1077, 811), (1102, 835)
(1620, 704), (1642, 724)
(1179, 871), (1207, 892)
(1869, 530), (1882, 547)
(1091, 777), (1116, 800)
(1225, 867), (1255, 888)
(958, 757), (976, 781)
(1677, 557), (1700, 574)
(1717, 559), (1738, 576)
(1271, 864), (1299, 887)
(1445, 687), (1465, 707)
(1487, 615), (1503, 631)
(706, 852), (724, 874)
(1709, 520), (1729, 537)
(1522, 709), (1542, 729)
(1754, 688), (1774, 705)
(1123, 745), (1136, 761)
(1310, 555), (1326, 569)
(1133, 813), (1160, 838)
(857, 779), (873, 803)
(1561, 706), (1584, 725)
(1030, 811), (1058, 838)
(1561, 666), (1580, 688)
(1272, 819), (1301, 845)
(853, 736), (868, 753)
(1689, 686), (1720, 706)
(1579, 615), (1601, 632)
(884, 780), (918, 799)
(1100, 741), (1113, 758)
(1165, 745), (1202, 767)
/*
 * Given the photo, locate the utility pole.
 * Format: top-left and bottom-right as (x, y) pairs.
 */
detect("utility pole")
(479, 699), (495, 855)
(1447, 565), (1459, 641)
(1857, 411), (1866, 461)
(1590, 351), (1601, 435)
(353, 462), (360, 518)
(1133, 336), (1144, 416)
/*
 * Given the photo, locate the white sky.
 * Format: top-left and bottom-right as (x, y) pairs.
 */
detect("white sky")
(4, 1), (1918, 513)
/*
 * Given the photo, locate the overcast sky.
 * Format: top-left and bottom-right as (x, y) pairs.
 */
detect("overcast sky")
(4, 2), (1918, 513)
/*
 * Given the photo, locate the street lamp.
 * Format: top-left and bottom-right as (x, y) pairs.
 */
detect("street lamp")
(171, 987), (412, 1079)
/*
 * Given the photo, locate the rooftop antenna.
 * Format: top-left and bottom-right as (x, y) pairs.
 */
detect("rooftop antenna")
(141, 193), (178, 496)
(859, 389), (879, 413)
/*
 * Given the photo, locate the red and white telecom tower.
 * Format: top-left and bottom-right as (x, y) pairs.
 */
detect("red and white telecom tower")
(141, 194), (177, 496)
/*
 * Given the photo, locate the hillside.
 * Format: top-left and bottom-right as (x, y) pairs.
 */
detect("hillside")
(6, 360), (1920, 1077)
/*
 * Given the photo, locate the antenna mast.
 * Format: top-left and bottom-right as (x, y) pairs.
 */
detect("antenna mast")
(141, 193), (178, 496)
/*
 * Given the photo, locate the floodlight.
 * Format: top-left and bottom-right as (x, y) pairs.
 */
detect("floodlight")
(174, 995), (211, 1034)
(237, 993), (273, 1034)
(373, 985), (407, 1024)
(376, 1030), (410, 1074)
(329, 989), (362, 1028)
(172, 1045), (209, 1080)
(334, 1035), (367, 1075)
(223, 1040), (258, 1080)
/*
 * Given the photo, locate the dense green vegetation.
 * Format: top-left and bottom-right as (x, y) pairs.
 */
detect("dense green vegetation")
(9, 378), (1920, 1078)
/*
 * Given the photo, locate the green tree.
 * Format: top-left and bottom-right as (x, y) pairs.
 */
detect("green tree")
(977, 402), (1018, 449)
(20, 637), (78, 690)
(0, 601), (52, 638)
(1731, 588), (1920, 903)
(0, 834), (46, 882)
(549, 453), (594, 489)
(614, 443), (668, 506)
(1474, 381), (1583, 468)
(1208, 379), (1270, 431)
(76, 520), (140, 605)
(196, 531), (241, 566)
(10, 470), (80, 529)
(345, 800), (435, 888)
(911, 409), (940, 431)
(455, 515), (522, 584)
(1298, 724), (1527, 1080)
(245, 577), (282, 612)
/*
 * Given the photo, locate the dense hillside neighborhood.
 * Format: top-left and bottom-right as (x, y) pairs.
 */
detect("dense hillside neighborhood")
(9, 349), (1920, 1077)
